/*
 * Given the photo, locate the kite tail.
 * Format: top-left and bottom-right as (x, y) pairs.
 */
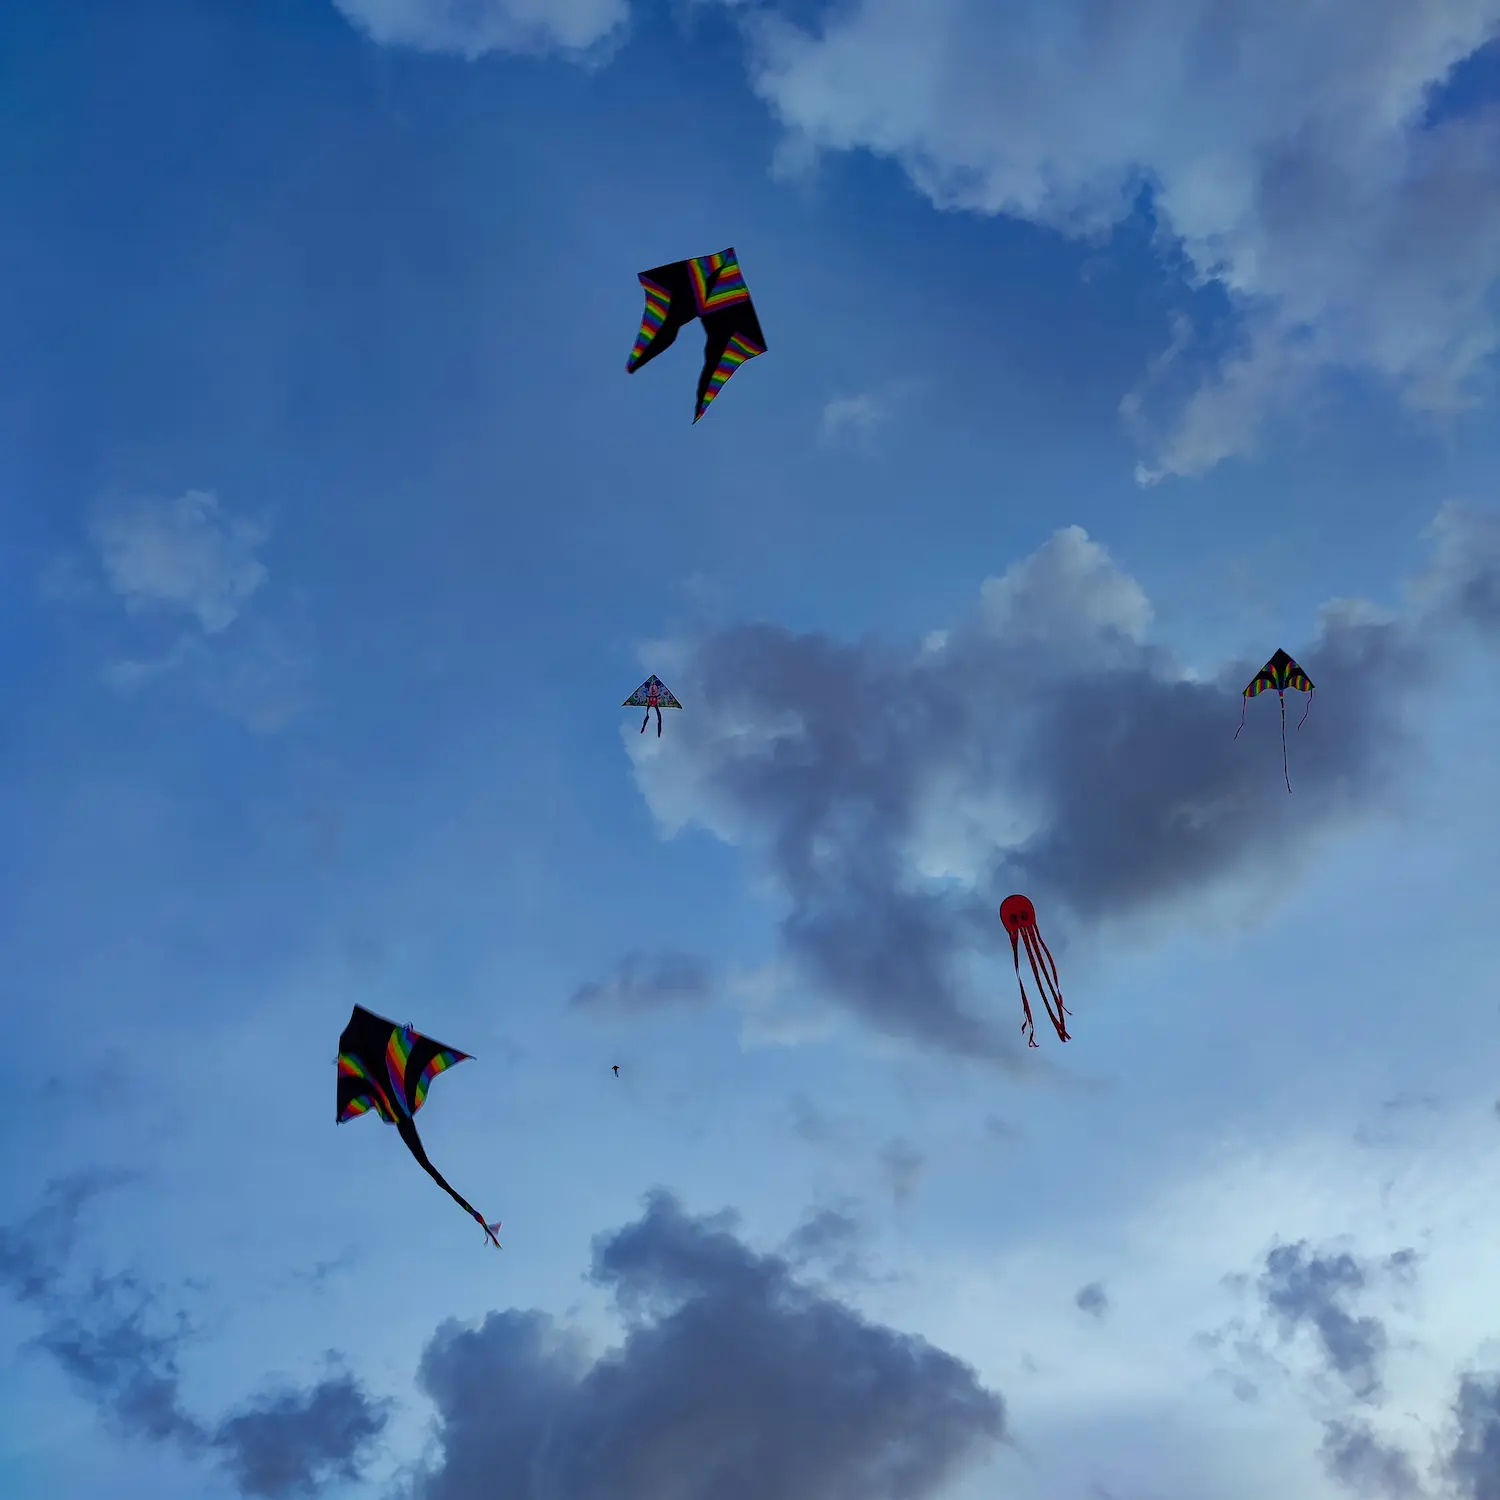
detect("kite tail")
(397, 1119), (501, 1249)
(1009, 937), (1039, 1048)
(1280, 693), (1291, 794)
(1234, 697), (1248, 739)
(1297, 690), (1313, 731)
(655, 705), (663, 737)
(1023, 929), (1070, 1043)
(640, 712), (649, 733)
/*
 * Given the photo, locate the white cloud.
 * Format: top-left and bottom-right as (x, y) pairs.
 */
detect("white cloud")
(735, 0), (1500, 479)
(330, 0), (629, 59)
(101, 640), (198, 696)
(89, 489), (267, 635)
(820, 379), (924, 446)
(76, 490), (310, 730)
(974, 524), (1153, 656)
(821, 390), (888, 440)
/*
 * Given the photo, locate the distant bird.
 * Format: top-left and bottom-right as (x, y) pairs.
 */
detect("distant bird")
(612, 1064), (620, 1077)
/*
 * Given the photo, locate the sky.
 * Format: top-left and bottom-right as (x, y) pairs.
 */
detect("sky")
(3, 1), (1500, 1497)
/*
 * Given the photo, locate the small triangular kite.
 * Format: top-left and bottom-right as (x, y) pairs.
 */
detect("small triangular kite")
(624, 675), (682, 737)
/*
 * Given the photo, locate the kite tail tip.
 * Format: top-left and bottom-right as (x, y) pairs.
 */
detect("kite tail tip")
(484, 1221), (503, 1248)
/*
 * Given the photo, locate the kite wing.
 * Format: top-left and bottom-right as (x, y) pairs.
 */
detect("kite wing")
(336, 1005), (500, 1248)
(623, 674), (683, 709)
(626, 248), (766, 422)
(337, 1003), (468, 1124)
(1241, 647), (1314, 698)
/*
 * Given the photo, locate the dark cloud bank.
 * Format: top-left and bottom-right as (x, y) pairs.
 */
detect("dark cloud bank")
(4, 1181), (1004, 1500)
(407, 1189), (1005, 1500)
(579, 506), (1500, 1060)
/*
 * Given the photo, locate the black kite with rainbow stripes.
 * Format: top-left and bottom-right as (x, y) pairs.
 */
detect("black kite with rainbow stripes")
(625, 247), (767, 422)
(1234, 648), (1314, 793)
(336, 1004), (502, 1248)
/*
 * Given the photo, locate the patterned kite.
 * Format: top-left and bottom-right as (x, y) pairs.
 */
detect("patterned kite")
(336, 1004), (501, 1248)
(1235, 648), (1314, 793)
(624, 674), (682, 737)
(625, 247), (767, 422)
(999, 895), (1071, 1048)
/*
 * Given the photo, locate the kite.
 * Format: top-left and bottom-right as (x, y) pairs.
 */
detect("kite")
(1235, 648), (1314, 792)
(625, 247), (767, 422)
(999, 895), (1070, 1048)
(336, 1004), (501, 1248)
(612, 1065), (620, 1077)
(624, 674), (681, 737)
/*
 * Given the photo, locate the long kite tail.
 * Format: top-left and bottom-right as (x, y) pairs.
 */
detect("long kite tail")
(1280, 692), (1291, 793)
(397, 1119), (501, 1248)
(1023, 930), (1070, 1043)
(1009, 941), (1039, 1048)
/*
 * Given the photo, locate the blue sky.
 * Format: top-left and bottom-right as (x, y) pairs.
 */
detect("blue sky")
(4, 2), (1500, 1497)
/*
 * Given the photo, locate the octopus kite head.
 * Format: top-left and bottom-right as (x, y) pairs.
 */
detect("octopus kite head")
(999, 894), (1037, 936)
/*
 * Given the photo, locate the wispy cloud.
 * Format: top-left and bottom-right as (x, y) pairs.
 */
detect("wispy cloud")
(331, 0), (630, 61)
(1075, 1282), (1109, 1321)
(821, 391), (889, 443)
(89, 489), (267, 635)
(51, 488), (312, 730)
(0, 1177), (388, 1498)
(879, 1137), (926, 1208)
(569, 951), (715, 1015)
(819, 380), (920, 447)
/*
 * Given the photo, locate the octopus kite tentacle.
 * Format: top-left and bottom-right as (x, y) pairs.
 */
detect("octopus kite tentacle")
(1020, 926), (1070, 1044)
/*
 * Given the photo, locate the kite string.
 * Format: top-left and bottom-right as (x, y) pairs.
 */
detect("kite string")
(1234, 696), (1249, 740)
(1297, 690), (1313, 730)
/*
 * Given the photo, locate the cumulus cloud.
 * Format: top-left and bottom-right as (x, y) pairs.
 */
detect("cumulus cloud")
(570, 952), (716, 1015)
(331, 0), (628, 60)
(615, 519), (1443, 1059)
(409, 1190), (1005, 1500)
(0, 1177), (388, 1498)
(728, 0), (1500, 478)
(89, 489), (267, 634)
(1322, 1418), (1426, 1498)
(1254, 1239), (1415, 1402)
(1448, 1373), (1500, 1500)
